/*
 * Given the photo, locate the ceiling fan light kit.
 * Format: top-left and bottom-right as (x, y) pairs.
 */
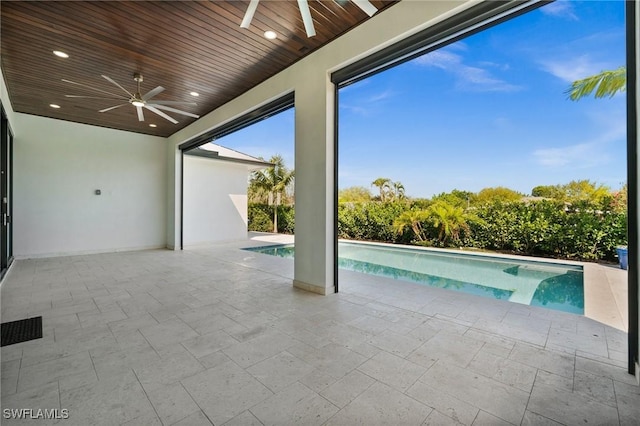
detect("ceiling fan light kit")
(64, 73), (200, 125)
(240, 0), (379, 38)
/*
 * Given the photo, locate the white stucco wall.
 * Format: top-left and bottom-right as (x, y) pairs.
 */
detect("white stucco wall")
(183, 156), (249, 246)
(12, 113), (167, 258)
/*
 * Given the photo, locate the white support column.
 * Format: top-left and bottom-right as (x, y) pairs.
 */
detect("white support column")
(293, 71), (336, 295)
(166, 141), (181, 250)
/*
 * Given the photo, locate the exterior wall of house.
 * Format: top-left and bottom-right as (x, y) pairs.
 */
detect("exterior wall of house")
(12, 113), (167, 258)
(167, 0), (470, 294)
(183, 155), (249, 246)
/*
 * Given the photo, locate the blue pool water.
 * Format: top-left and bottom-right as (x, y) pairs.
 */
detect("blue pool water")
(243, 242), (584, 314)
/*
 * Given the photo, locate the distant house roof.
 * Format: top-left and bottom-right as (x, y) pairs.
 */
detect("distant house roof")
(184, 143), (273, 170)
(520, 196), (550, 203)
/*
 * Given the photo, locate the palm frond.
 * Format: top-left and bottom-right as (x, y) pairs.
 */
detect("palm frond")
(566, 67), (626, 101)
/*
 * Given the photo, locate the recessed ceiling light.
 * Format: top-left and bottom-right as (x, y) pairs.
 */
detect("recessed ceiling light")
(149, 124), (157, 128)
(49, 104), (61, 108)
(190, 92), (199, 97)
(53, 50), (69, 58)
(264, 30), (277, 40)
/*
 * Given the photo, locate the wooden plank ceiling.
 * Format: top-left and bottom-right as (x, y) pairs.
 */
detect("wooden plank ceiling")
(1, 0), (398, 137)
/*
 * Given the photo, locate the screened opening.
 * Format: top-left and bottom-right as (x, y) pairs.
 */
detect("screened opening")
(180, 94), (294, 247)
(336, 1), (628, 327)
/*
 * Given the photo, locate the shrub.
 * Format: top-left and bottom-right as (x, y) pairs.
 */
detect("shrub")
(248, 204), (273, 232)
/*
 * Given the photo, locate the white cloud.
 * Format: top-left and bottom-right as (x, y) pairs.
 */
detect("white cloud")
(340, 103), (370, 116)
(539, 2), (578, 21)
(533, 107), (625, 168)
(368, 90), (395, 102)
(533, 142), (609, 167)
(340, 89), (395, 116)
(540, 55), (611, 82)
(414, 50), (521, 92)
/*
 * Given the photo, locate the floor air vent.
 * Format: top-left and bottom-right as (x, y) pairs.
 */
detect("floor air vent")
(1, 316), (43, 347)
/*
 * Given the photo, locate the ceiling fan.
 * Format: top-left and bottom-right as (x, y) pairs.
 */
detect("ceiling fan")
(63, 73), (200, 124)
(240, 0), (379, 38)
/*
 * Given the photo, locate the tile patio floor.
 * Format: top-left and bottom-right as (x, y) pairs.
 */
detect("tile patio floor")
(1, 238), (638, 425)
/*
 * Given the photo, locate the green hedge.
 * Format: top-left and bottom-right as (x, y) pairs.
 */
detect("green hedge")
(248, 203), (295, 234)
(338, 201), (413, 244)
(252, 200), (627, 262)
(464, 200), (627, 261)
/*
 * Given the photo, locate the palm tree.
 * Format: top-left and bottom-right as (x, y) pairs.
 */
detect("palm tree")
(567, 66), (626, 100)
(427, 201), (471, 245)
(371, 178), (392, 202)
(393, 210), (429, 241)
(250, 155), (294, 233)
(392, 181), (406, 201)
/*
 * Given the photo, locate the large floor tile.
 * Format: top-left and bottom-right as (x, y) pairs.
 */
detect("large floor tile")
(614, 380), (640, 426)
(246, 350), (315, 392)
(287, 342), (367, 379)
(508, 343), (575, 378)
(181, 360), (272, 425)
(357, 350), (425, 392)
(407, 331), (484, 368)
(320, 369), (376, 409)
(138, 317), (199, 350)
(406, 380), (479, 426)
(527, 382), (619, 425)
(249, 382), (338, 426)
(324, 381), (432, 426)
(222, 330), (297, 368)
(467, 347), (537, 392)
(17, 352), (94, 392)
(420, 361), (529, 425)
(60, 371), (156, 426)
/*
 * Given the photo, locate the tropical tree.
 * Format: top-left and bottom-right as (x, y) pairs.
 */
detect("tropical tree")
(250, 155), (294, 233)
(474, 187), (522, 205)
(339, 186), (373, 203)
(531, 180), (611, 206)
(432, 189), (474, 209)
(393, 210), (429, 241)
(566, 66), (626, 100)
(426, 201), (473, 245)
(531, 185), (559, 198)
(392, 181), (406, 201)
(371, 177), (392, 202)
(561, 180), (611, 205)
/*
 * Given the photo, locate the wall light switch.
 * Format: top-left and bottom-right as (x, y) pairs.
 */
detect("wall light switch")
(95, 189), (101, 195)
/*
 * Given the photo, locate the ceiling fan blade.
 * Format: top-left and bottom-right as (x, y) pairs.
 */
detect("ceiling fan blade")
(142, 86), (165, 101)
(62, 79), (128, 99)
(240, 0), (260, 28)
(102, 75), (134, 97)
(145, 105), (178, 124)
(148, 100), (197, 106)
(297, 0), (316, 37)
(148, 104), (200, 119)
(66, 95), (124, 100)
(99, 103), (128, 113)
(136, 106), (145, 122)
(352, 0), (378, 17)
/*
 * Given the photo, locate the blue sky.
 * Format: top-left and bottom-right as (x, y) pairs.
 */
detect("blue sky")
(215, 0), (626, 198)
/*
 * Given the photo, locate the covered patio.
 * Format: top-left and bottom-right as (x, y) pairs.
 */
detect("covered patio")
(1, 0), (639, 424)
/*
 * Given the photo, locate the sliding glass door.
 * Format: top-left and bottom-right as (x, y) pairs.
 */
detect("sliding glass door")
(1, 105), (13, 276)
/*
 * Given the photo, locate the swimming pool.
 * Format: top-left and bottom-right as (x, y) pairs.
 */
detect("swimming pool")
(244, 241), (584, 314)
